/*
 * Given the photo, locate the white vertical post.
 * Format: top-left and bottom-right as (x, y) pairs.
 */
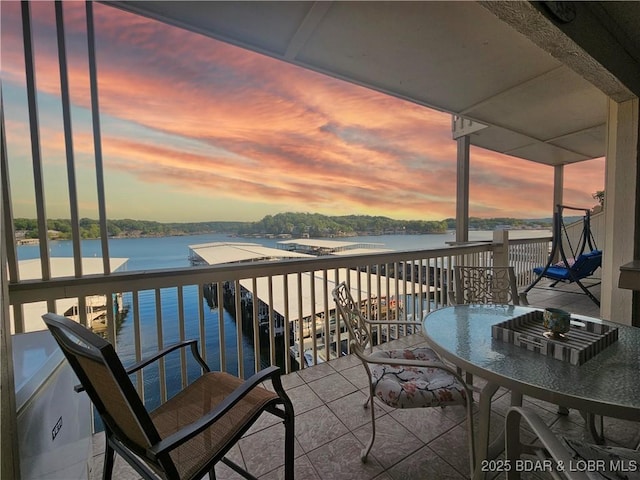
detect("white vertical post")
(601, 98), (638, 324)
(456, 135), (470, 243)
(553, 165), (564, 213)
(452, 115), (487, 244)
(492, 230), (509, 267)
(0, 102), (20, 479)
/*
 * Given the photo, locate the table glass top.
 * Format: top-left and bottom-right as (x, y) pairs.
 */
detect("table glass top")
(423, 305), (640, 416)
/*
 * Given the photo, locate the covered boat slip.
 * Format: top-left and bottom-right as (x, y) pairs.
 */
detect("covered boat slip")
(190, 241), (432, 324)
(239, 266), (425, 326)
(189, 242), (311, 265)
(276, 238), (389, 255)
(244, 268), (424, 367)
(11, 257), (129, 333)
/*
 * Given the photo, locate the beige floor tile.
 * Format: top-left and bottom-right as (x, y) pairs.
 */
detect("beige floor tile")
(308, 371), (358, 403)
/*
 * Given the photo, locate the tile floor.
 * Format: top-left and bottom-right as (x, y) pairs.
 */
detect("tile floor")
(90, 278), (639, 479)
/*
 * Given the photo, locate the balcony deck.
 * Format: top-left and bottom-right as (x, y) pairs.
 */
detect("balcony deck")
(90, 278), (638, 480)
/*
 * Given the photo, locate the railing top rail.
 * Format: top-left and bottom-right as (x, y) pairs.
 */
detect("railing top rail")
(9, 242), (495, 304)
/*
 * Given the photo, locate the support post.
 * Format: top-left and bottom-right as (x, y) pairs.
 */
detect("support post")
(552, 166), (564, 264)
(601, 98), (638, 324)
(492, 230), (510, 267)
(456, 135), (470, 243)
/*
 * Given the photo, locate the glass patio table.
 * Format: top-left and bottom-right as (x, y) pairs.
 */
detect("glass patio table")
(422, 304), (640, 480)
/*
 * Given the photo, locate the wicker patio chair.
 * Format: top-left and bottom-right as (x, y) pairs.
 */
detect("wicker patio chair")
(42, 312), (294, 480)
(505, 406), (640, 480)
(332, 282), (476, 476)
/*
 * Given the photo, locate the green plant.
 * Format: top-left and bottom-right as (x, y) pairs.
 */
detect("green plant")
(592, 190), (605, 207)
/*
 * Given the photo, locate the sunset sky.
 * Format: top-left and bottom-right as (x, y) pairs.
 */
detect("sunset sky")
(1, 2), (605, 223)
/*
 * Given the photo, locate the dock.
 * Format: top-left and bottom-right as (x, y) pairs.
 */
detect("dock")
(189, 241), (427, 367)
(12, 257), (128, 333)
(276, 238), (389, 255)
(189, 242), (310, 266)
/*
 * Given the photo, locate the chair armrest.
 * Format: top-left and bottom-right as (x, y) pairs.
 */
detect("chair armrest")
(505, 407), (590, 480)
(126, 339), (210, 374)
(75, 339), (210, 393)
(448, 290), (459, 305)
(147, 366), (282, 458)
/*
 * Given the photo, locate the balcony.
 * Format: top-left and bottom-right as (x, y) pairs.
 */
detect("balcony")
(11, 233), (630, 480)
(4, 2), (638, 478)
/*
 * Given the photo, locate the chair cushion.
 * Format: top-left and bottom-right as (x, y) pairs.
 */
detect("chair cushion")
(562, 436), (640, 480)
(368, 347), (468, 409)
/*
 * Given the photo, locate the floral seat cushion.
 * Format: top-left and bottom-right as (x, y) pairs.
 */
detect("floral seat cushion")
(562, 437), (640, 480)
(369, 347), (467, 409)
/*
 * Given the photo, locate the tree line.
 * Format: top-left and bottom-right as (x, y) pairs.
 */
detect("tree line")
(14, 212), (551, 240)
(13, 218), (248, 240)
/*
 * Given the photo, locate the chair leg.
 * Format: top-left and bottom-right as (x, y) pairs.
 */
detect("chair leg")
(465, 392), (476, 478)
(282, 395), (295, 480)
(361, 386), (376, 463)
(102, 436), (115, 480)
(586, 412), (605, 444)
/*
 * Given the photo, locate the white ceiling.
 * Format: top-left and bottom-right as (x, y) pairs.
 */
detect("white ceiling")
(108, 1), (639, 166)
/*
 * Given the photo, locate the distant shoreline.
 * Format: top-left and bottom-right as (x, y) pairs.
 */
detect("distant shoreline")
(17, 227), (554, 246)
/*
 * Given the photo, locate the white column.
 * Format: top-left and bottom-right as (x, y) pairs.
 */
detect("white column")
(552, 165), (564, 263)
(553, 165), (563, 213)
(600, 97), (639, 324)
(492, 230), (510, 267)
(456, 135), (470, 243)
(452, 116), (487, 244)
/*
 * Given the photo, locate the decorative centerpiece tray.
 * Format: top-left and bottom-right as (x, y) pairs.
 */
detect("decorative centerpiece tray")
(491, 310), (618, 365)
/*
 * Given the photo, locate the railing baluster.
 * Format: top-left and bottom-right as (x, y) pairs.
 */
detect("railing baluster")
(267, 277), (276, 368)
(216, 281), (226, 372)
(233, 280), (243, 378)
(251, 278), (260, 373)
(282, 274), (291, 373)
(296, 272), (304, 369)
(178, 286), (187, 389)
(155, 289), (167, 404)
(197, 284), (206, 366)
(132, 290), (143, 395)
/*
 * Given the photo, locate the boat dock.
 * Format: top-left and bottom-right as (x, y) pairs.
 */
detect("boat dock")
(276, 238), (389, 256)
(189, 241), (427, 367)
(12, 257), (129, 333)
(189, 242), (310, 266)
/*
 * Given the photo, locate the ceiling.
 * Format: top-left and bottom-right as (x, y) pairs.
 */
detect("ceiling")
(108, 1), (640, 167)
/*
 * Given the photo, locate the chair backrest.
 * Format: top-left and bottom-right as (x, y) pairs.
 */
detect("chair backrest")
(332, 282), (371, 351)
(42, 313), (163, 465)
(452, 266), (520, 305)
(570, 250), (602, 278)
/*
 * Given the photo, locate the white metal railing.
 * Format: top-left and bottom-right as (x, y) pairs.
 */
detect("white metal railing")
(8, 236), (551, 408)
(510, 236), (553, 287)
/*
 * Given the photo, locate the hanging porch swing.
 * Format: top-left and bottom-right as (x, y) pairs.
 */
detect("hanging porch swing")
(523, 205), (602, 306)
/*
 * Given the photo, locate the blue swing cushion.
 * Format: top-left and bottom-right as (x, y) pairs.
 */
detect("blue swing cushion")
(534, 250), (602, 281)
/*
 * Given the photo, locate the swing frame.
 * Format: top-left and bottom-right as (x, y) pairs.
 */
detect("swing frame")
(523, 205), (601, 306)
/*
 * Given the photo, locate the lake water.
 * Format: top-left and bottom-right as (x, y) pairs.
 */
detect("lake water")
(17, 230), (550, 408)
